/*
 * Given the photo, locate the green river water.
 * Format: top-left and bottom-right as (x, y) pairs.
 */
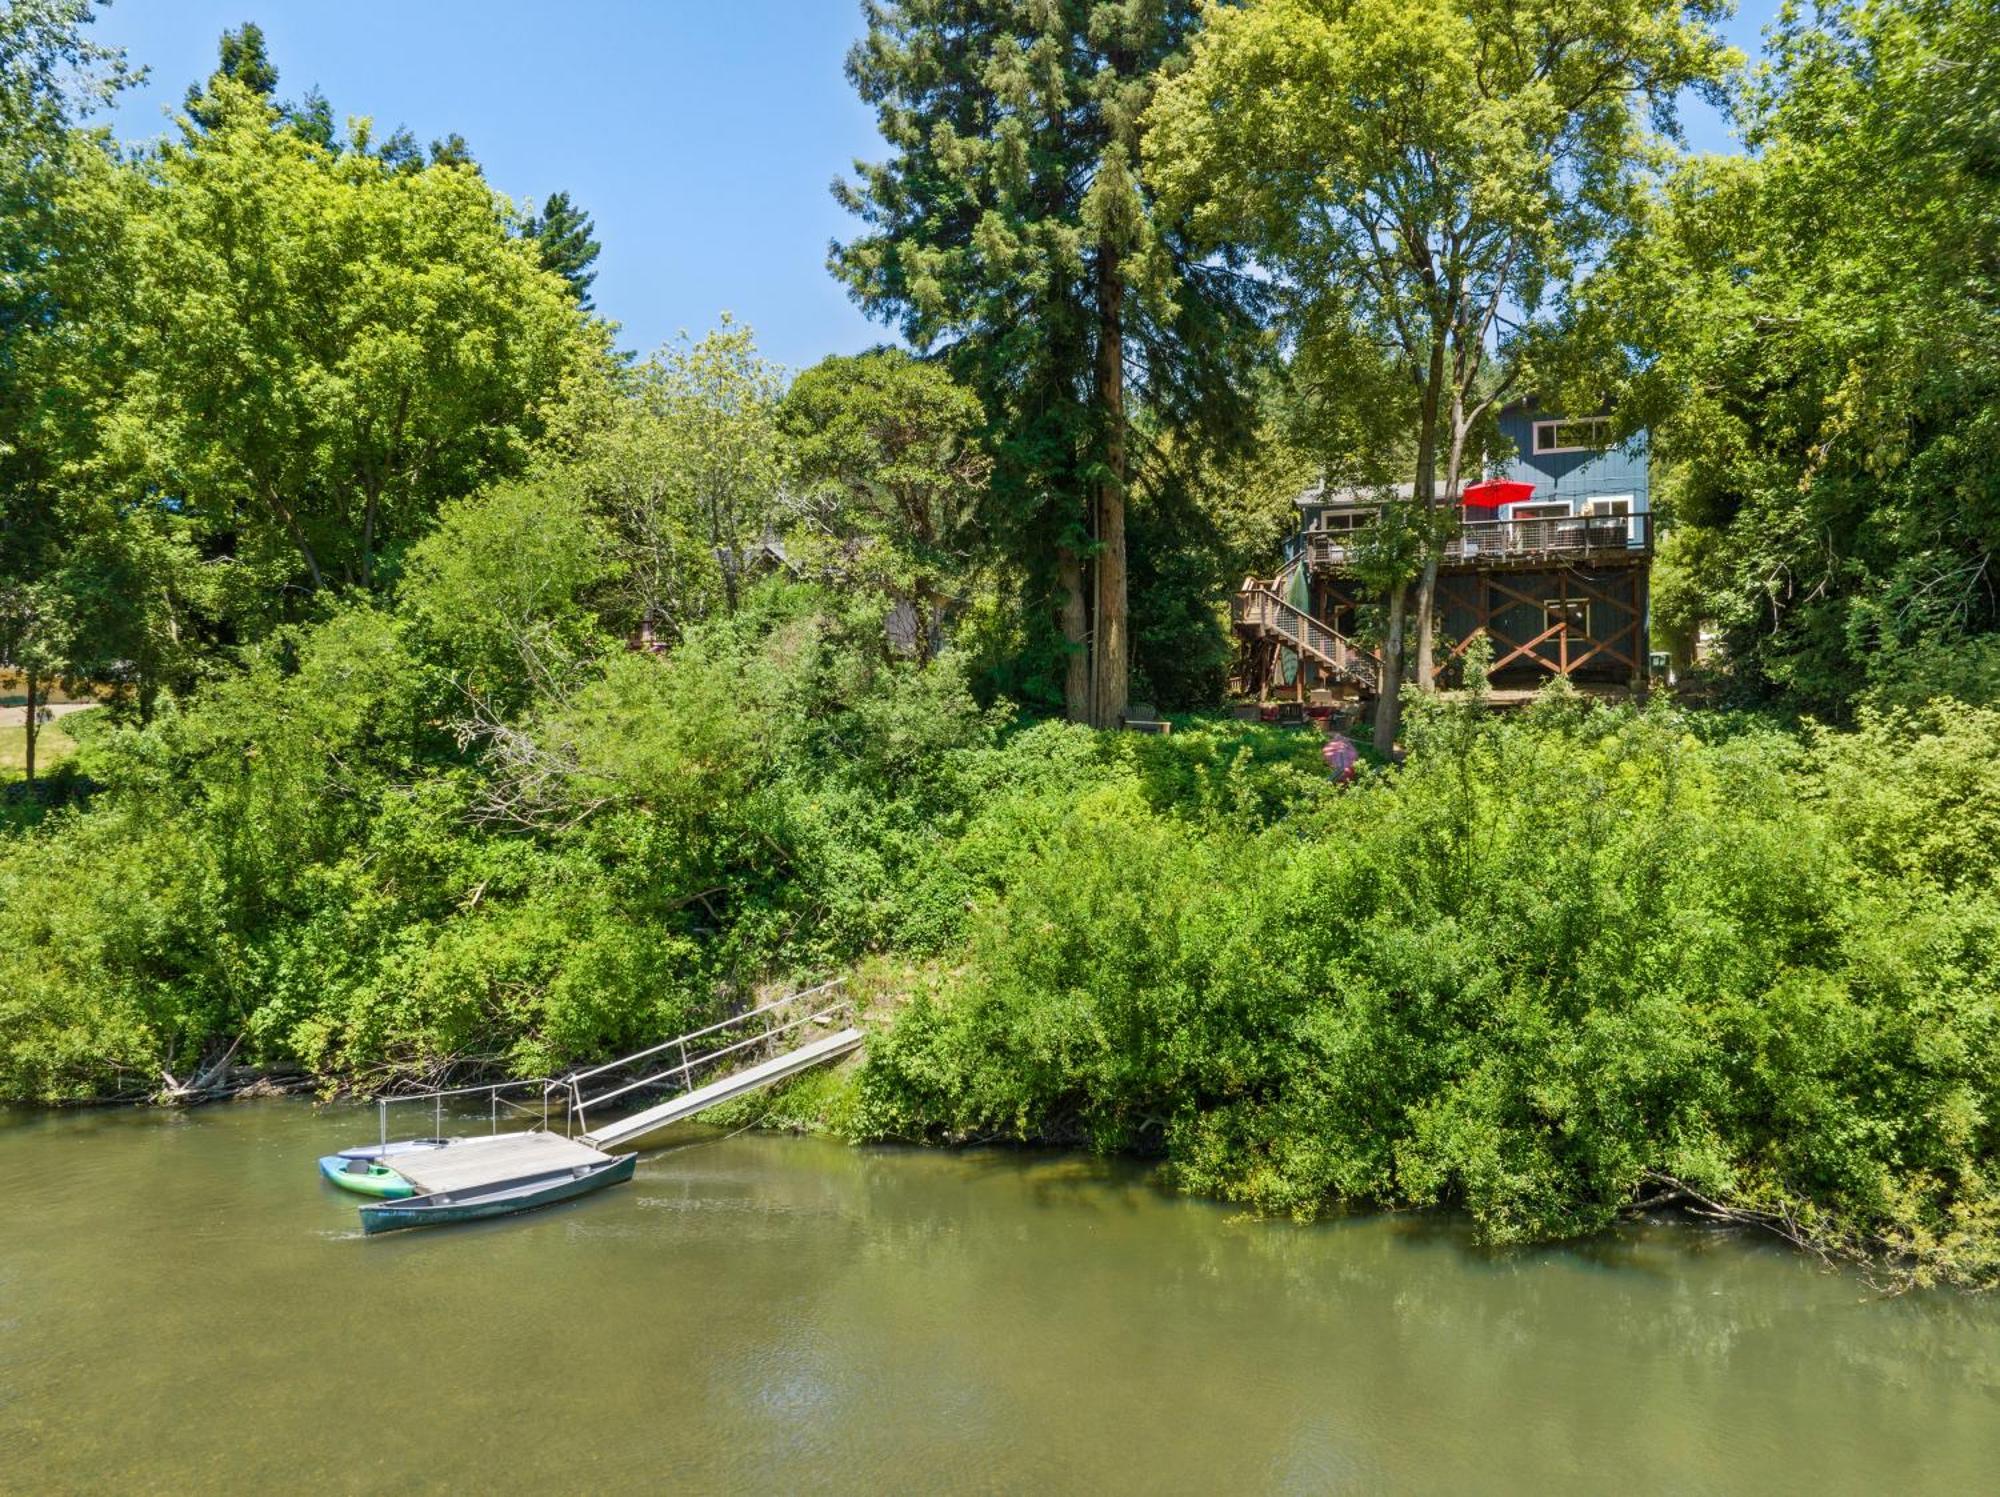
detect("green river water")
(2, 1099), (1997, 1494)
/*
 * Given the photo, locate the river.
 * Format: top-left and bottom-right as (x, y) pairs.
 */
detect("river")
(2, 1100), (1996, 1494)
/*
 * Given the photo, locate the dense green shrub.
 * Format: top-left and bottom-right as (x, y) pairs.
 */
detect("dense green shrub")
(857, 697), (2000, 1287)
(0, 478), (1324, 1101)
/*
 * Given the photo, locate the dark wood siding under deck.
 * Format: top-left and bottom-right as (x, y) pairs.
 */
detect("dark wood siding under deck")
(1433, 566), (1649, 687)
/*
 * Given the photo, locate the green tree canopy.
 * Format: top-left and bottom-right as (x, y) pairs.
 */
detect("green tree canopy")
(553, 319), (786, 641)
(781, 348), (992, 664)
(182, 20), (277, 128)
(1588, 0), (2000, 711)
(834, 0), (1268, 725)
(98, 79), (595, 598)
(523, 189), (602, 307)
(0, 0), (138, 773)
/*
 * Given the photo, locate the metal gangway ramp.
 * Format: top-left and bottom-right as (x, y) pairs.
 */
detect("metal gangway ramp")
(562, 980), (863, 1151)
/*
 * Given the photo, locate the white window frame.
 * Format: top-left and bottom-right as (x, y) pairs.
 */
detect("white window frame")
(1583, 495), (1636, 545)
(1318, 507), (1374, 532)
(1532, 417), (1612, 455)
(1506, 501), (1572, 552)
(1543, 598), (1592, 637)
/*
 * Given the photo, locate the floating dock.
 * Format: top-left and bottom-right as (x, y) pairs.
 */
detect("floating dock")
(344, 982), (865, 1232)
(377, 1131), (617, 1195)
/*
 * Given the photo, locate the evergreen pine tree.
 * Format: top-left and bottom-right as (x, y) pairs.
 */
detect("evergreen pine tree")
(834, 1), (1264, 723)
(523, 190), (601, 307)
(183, 22), (278, 129)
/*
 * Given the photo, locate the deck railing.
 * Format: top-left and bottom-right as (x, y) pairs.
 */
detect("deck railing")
(1306, 512), (1652, 572)
(372, 1078), (557, 1156)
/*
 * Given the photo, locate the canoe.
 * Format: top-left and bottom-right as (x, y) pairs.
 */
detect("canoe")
(318, 1154), (418, 1199)
(357, 1152), (636, 1234)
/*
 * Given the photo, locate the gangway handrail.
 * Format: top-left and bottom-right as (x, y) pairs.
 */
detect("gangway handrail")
(572, 992), (852, 1136)
(556, 978), (847, 1089)
(357, 981), (854, 1152)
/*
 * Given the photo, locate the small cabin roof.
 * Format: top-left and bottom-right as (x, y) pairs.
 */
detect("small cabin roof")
(1296, 479), (1415, 510)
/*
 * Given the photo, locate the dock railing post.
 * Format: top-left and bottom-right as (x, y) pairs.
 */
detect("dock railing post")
(491, 1089), (498, 1135)
(435, 1094), (442, 1141)
(378, 1098), (387, 1156)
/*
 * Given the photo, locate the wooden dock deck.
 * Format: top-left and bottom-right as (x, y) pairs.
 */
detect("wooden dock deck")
(385, 1132), (615, 1195)
(579, 1026), (865, 1149)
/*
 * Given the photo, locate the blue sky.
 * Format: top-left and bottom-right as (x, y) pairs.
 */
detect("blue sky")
(89, 1), (1782, 373)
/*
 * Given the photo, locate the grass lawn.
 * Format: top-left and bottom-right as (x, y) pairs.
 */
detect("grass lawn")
(0, 722), (79, 781)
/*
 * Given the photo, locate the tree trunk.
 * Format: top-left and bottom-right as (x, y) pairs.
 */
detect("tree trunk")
(269, 489), (325, 591)
(1091, 244), (1128, 730)
(1372, 581), (1407, 756)
(1412, 339), (1446, 690)
(921, 588), (945, 667)
(1059, 549), (1091, 723)
(360, 489), (378, 591)
(1413, 556), (1440, 690)
(22, 665), (38, 787)
(711, 504), (740, 615)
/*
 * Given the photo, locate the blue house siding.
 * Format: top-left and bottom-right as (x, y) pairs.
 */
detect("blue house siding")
(1494, 404), (1650, 515)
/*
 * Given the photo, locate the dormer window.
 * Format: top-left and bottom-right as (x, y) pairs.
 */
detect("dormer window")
(1532, 417), (1612, 454)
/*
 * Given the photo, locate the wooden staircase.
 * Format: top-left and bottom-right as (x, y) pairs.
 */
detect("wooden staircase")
(1233, 575), (1380, 690)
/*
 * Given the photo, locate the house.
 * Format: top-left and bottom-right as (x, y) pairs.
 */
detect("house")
(1234, 401), (1654, 701)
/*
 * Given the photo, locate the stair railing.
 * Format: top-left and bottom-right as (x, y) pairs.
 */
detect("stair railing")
(1234, 585), (1380, 689)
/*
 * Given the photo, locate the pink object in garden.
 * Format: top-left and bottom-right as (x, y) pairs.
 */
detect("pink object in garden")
(1322, 733), (1359, 782)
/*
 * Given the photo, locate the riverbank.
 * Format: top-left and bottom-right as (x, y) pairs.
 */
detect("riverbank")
(7, 688), (2000, 1290)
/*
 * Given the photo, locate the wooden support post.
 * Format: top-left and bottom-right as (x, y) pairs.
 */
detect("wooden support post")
(1633, 570), (1649, 691)
(1559, 571), (1570, 677)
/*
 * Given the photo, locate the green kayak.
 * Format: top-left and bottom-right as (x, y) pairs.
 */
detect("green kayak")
(318, 1154), (416, 1199)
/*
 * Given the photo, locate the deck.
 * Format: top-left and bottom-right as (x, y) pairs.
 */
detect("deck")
(1305, 513), (1653, 574)
(385, 1132), (615, 1195)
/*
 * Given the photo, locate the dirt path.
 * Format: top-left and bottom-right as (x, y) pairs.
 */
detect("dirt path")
(0, 700), (96, 729)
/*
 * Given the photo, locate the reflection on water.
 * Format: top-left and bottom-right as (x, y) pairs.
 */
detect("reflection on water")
(2, 1102), (1996, 1494)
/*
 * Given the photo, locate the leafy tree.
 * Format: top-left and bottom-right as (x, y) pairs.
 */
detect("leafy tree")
(523, 189), (601, 306)
(0, 0), (136, 776)
(556, 319), (785, 637)
(780, 349), (991, 665)
(1125, 403), (1316, 707)
(1591, 0), (2000, 711)
(835, 0), (1266, 726)
(1146, 0), (1732, 750)
(401, 476), (617, 735)
(366, 122), (425, 173)
(640, 321), (786, 619)
(98, 78), (592, 599)
(428, 132), (476, 169)
(286, 84), (336, 148)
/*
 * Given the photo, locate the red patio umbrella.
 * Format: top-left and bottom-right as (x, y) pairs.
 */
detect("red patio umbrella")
(1461, 479), (1536, 510)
